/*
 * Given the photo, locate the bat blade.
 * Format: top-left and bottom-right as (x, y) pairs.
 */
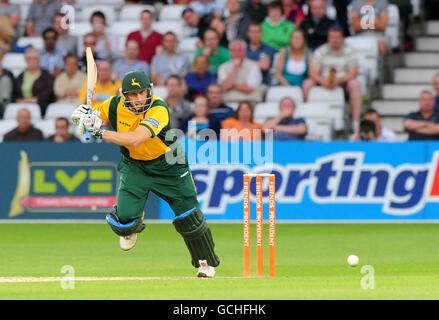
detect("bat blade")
(85, 47), (97, 141)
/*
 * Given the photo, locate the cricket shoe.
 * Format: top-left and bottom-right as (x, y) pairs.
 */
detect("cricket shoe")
(120, 233), (138, 251)
(197, 260), (215, 278)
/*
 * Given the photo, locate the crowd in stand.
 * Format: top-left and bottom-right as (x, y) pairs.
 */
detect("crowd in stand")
(1, 0), (438, 143)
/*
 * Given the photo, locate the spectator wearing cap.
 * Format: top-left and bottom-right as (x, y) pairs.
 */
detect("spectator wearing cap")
(3, 108), (44, 142)
(189, 0), (225, 18)
(261, 1), (295, 50)
(40, 27), (66, 78)
(112, 40), (150, 81)
(25, 0), (62, 37)
(54, 53), (86, 103)
(246, 23), (277, 86)
(299, 0), (336, 51)
(53, 13), (78, 55)
(15, 47), (55, 116)
(184, 54), (217, 100)
(193, 28), (231, 74)
(303, 25), (362, 132)
(150, 32), (191, 86)
(404, 91), (439, 141)
(127, 9), (163, 65)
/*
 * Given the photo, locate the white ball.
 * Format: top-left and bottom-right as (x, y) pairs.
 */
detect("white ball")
(347, 254), (359, 267)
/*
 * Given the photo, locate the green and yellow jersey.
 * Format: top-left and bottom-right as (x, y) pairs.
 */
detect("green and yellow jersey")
(94, 95), (175, 161)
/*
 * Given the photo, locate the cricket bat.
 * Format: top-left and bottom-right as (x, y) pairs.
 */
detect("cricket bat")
(85, 47), (97, 141)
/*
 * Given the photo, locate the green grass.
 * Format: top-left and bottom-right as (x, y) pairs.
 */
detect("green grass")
(1, 223), (439, 299)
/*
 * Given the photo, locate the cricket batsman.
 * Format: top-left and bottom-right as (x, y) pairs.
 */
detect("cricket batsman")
(71, 71), (220, 277)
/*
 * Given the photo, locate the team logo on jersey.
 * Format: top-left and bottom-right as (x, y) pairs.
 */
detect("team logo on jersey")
(144, 117), (159, 129)
(131, 78), (141, 88)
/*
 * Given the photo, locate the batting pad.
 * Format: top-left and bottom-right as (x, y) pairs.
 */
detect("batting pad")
(173, 208), (220, 268)
(106, 206), (145, 237)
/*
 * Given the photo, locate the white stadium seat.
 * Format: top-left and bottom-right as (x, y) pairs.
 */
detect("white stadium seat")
(308, 86), (345, 131)
(295, 103), (334, 141)
(96, 0), (124, 7)
(81, 6), (117, 25)
(3, 53), (26, 77)
(152, 86), (168, 100)
(34, 119), (55, 139)
(3, 103), (42, 122)
(119, 5), (155, 21)
(178, 37), (198, 61)
(265, 86), (304, 104)
(0, 119), (18, 142)
(44, 103), (77, 120)
(10, 0), (32, 4)
(253, 102), (279, 123)
(345, 36), (379, 82)
(16, 37), (44, 51)
(68, 22), (93, 37)
(152, 21), (185, 38)
(159, 5), (186, 21)
(110, 21), (140, 37)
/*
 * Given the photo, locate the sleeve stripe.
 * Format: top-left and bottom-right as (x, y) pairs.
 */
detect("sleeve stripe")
(139, 123), (156, 137)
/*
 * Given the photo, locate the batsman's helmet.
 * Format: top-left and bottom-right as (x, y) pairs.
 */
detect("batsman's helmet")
(120, 71), (153, 114)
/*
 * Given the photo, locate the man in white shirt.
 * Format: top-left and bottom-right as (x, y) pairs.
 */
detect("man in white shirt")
(353, 108), (397, 142)
(217, 40), (264, 103)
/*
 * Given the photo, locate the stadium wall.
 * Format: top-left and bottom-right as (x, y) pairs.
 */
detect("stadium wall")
(2, 141), (439, 222)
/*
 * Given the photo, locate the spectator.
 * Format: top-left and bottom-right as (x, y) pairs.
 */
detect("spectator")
(166, 75), (192, 129)
(0, 14), (14, 52)
(184, 54), (217, 100)
(193, 29), (231, 74)
(46, 117), (80, 142)
(246, 23), (277, 86)
(150, 32), (191, 86)
(224, 0), (251, 44)
(182, 8), (228, 48)
(189, 0), (225, 18)
(350, 0), (389, 55)
(54, 53), (86, 103)
(53, 13), (77, 55)
(299, 0), (336, 51)
(78, 33), (102, 73)
(180, 96), (221, 139)
(0, 47), (14, 117)
(80, 11), (119, 61)
(261, 1), (295, 50)
(353, 108), (397, 141)
(0, 0), (20, 51)
(281, 0), (305, 26)
(303, 25), (362, 132)
(388, 0), (413, 50)
(262, 97), (307, 140)
(206, 83), (234, 124)
(244, 0), (267, 23)
(221, 101), (263, 141)
(127, 9), (163, 65)
(275, 29), (310, 87)
(433, 74), (439, 111)
(40, 27), (66, 78)
(25, 0), (62, 37)
(404, 91), (439, 141)
(112, 40), (150, 81)
(3, 108), (44, 141)
(15, 47), (55, 116)
(78, 60), (121, 107)
(218, 40), (264, 103)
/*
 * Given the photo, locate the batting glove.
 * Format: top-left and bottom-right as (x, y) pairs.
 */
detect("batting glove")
(71, 104), (91, 127)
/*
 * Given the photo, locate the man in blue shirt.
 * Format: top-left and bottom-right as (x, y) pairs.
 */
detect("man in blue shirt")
(206, 83), (234, 124)
(262, 97), (307, 141)
(112, 40), (150, 81)
(184, 55), (217, 101)
(40, 27), (66, 77)
(246, 23), (277, 85)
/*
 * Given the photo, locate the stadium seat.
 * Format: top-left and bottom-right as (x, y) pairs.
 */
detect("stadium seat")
(153, 86), (168, 100)
(34, 119), (55, 138)
(81, 6), (117, 25)
(3, 103), (42, 122)
(0, 119), (18, 142)
(253, 102), (279, 123)
(44, 103), (77, 120)
(16, 37), (44, 51)
(345, 36), (379, 82)
(119, 5), (155, 21)
(152, 21), (185, 39)
(307, 86), (345, 131)
(19, 4), (30, 27)
(159, 5), (186, 21)
(3, 53), (26, 77)
(228, 102), (239, 111)
(178, 37), (198, 61)
(411, 0), (421, 17)
(302, 3), (337, 20)
(68, 21), (93, 37)
(265, 86), (304, 104)
(295, 102), (334, 141)
(97, 0), (124, 7)
(385, 4), (401, 50)
(9, 0), (32, 4)
(110, 21), (140, 37)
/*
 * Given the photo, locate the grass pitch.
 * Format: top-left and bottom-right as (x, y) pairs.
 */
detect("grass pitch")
(1, 223), (439, 299)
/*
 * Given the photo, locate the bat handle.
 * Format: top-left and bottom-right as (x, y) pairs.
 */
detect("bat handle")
(85, 108), (92, 141)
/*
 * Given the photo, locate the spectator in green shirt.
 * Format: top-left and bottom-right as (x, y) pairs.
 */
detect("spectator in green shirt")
(193, 28), (231, 74)
(261, 1), (295, 50)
